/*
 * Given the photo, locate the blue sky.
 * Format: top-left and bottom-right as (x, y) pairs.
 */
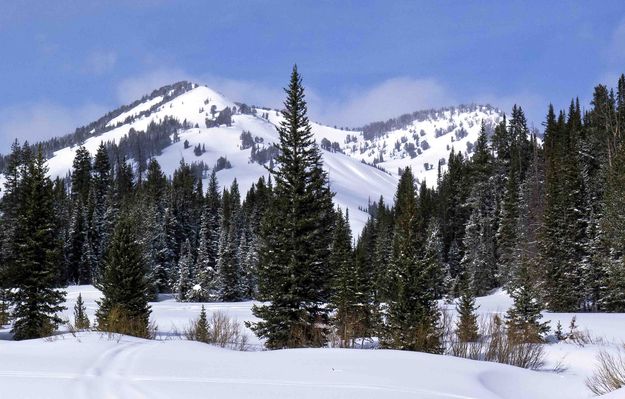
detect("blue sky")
(1, 0), (624, 151)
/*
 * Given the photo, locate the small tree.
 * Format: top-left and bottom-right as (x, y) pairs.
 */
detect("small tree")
(456, 280), (479, 342)
(73, 293), (90, 330)
(505, 260), (549, 343)
(196, 305), (210, 343)
(96, 211), (152, 338)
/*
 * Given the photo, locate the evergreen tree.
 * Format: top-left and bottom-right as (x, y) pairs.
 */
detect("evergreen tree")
(74, 293), (90, 330)
(163, 205), (181, 288)
(455, 278), (479, 342)
(497, 167), (520, 284)
(144, 158), (168, 205)
(505, 259), (550, 343)
(89, 144), (113, 283)
(541, 105), (586, 311)
(175, 239), (196, 302)
(217, 219), (243, 301)
(195, 305), (210, 343)
(599, 133), (625, 311)
(71, 146), (92, 203)
(113, 156), (135, 205)
(145, 203), (175, 295)
(510, 139), (545, 291)
(461, 181), (498, 295)
(8, 148), (66, 340)
(0, 141), (24, 308)
(65, 200), (92, 284)
(96, 211), (151, 338)
(370, 197), (393, 302)
(384, 167), (441, 353)
(251, 66), (335, 348)
(195, 171), (221, 301)
(329, 209), (366, 347)
(170, 160), (200, 252)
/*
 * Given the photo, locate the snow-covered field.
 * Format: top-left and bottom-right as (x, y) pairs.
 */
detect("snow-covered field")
(1, 286), (623, 398)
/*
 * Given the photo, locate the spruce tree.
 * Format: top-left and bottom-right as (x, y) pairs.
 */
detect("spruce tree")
(600, 135), (625, 311)
(509, 139), (545, 292)
(8, 148), (66, 340)
(505, 259), (550, 343)
(384, 167), (441, 353)
(251, 65), (335, 348)
(371, 197), (393, 302)
(195, 305), (210, 343)
(96, 211), (151, 338)
(497, 168), (520, 284)
(144, 158), (168, 205)
(455, 278), (479, 343)
(329, 209), (364, 347)
(461, 181), (498, 295)
(175, 239), (196, 302)
(65, 200), (91, 284)
(541, 105), (585, 311)
(217, 219), (243, 301)
(195, 171), (221, 301)
(74, 293), (90, 330)
(90, 144), (113, 283)
(71, 146), (92, 204)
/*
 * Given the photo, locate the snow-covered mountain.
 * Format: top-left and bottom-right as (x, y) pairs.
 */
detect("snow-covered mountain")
(26, 82), (503, 233)
(344, 104), (504, 186)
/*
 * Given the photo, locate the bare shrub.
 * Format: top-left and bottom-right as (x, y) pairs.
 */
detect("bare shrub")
(586, 346), (625, 395)
(97, 306), (157, 339)
(444, 314), (545, 370)
(185, 309), (249, 351)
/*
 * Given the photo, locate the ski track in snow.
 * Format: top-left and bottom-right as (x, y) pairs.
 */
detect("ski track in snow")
(73, 341), (160, 399)
(71, 340), (476, 399)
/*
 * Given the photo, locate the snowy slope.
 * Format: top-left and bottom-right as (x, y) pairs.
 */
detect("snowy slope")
(341, 106), (504, 187)
(42, 84), (397, 234)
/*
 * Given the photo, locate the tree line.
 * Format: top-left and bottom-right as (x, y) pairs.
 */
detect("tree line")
(0, 68), (623, 354)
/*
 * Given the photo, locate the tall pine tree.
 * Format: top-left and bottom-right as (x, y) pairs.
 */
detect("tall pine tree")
(251, 65), (335, 348)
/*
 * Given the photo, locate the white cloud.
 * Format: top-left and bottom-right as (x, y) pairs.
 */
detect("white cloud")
(0, 102), (107, 152)
(85, 50), (118, 75)
(311, 77), (454, 127)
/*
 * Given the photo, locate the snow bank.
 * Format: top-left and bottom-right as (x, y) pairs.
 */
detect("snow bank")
(0, 332), (588, 399)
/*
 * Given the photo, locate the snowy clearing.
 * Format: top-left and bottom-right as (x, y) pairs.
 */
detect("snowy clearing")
(1, 286), (623, 398)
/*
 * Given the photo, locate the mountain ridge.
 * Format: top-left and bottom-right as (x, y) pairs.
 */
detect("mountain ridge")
(0, 81), (504, 232)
